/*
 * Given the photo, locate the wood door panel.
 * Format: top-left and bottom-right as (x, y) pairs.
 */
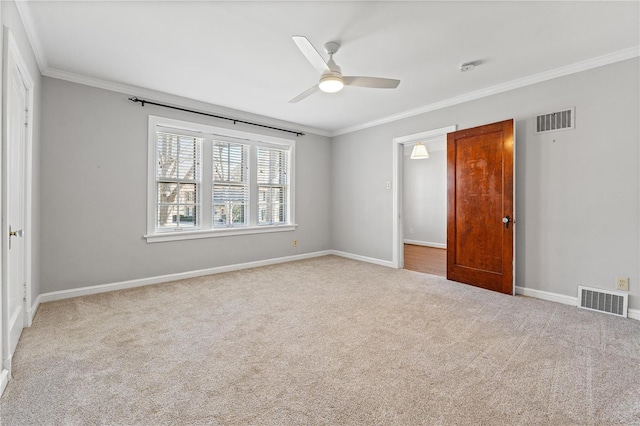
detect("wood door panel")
(455, 132), (504, 274)
(447, 120), (514, 294)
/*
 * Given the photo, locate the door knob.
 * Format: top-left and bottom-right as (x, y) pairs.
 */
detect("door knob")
(9, 226), (23, 238)
(8, 226), (23, 249)
(502, 216), (511, 229)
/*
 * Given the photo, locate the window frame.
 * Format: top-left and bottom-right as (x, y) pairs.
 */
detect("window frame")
(146, 116), (296, 243)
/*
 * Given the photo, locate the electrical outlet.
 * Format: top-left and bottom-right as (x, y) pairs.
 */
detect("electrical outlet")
(386, 181), (391, 190)
(616, 276), (629, 291)
(293, 240), (297, 247)
(409, 228), (414, 234)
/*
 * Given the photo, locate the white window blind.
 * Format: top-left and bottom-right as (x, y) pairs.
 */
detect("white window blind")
(156, 132), (201, 229)
(156, 131), (201, 229)
(257, 147), (288, 225)
(213, 141), (249, 227)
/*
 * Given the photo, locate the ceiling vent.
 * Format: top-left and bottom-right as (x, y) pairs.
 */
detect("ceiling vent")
(578, 286), (628, 318)
(535, 107), (575, 134)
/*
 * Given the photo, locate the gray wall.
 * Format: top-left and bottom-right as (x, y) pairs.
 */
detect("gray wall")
(40, 77), (332, 293)
(36, 56), (640, 312)
(332, 58), (640, 309)
(2, 0), (42, 305)
(403, 148), (447, 246)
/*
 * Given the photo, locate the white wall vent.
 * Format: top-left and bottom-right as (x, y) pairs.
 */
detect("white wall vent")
(578, 286), (628, 318)
(535, 107), (575, 134)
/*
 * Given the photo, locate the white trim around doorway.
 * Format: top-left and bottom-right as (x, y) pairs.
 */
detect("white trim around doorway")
(392, 125), (456, 269)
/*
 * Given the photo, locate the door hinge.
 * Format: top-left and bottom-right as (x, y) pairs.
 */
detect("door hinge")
(25, 108), (29, 127)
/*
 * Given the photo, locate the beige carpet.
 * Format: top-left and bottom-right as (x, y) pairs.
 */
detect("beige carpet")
(2, 255), (640, 425)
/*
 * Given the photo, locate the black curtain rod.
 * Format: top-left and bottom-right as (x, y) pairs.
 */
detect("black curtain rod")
(128, 96), (305, 137)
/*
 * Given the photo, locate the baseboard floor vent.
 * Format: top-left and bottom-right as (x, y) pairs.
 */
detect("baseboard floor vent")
(578, 286), (628, 318)
(535, 107), (575, 134)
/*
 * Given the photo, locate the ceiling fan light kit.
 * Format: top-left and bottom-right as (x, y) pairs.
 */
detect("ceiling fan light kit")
(319, 74), (344, 93)
(290, 35), (400, 103)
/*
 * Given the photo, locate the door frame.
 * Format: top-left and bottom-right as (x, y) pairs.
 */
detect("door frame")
(392, 125), (456, 268)
(1, 28), (35, 383)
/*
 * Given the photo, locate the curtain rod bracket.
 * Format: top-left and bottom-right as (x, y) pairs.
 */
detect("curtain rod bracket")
(128, 96), (304, 137)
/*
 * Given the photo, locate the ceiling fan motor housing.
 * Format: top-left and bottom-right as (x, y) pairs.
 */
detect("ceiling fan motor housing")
(319, 55), (344, 93)
(324, 41), (341, 55)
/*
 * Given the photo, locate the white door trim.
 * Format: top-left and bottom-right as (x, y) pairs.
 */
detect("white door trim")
(392, 125), (456, 269)
(1, 28), (34, 384)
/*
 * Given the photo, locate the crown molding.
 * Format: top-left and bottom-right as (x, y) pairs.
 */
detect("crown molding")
(43, 67), (331, 138)
(39, 44), (640, 140)
(13, 0), (639, 139)
(15, 0), (327, 137)
(331, 46), (640, 137)
(14, 0), (48, 73)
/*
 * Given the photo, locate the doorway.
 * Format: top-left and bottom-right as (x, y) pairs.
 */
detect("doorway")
(393, 120), (515, 295)
(401, 135), (448, 276)
(392, 125), (456, 270)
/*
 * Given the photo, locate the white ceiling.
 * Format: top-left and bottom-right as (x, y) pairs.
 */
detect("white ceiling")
(19, 1), (640, 135)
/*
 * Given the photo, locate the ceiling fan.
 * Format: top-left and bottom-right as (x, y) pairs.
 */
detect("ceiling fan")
(289, 36), (401, 103)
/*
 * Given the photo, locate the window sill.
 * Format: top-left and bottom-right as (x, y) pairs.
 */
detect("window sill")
(144, 224), (298, 243)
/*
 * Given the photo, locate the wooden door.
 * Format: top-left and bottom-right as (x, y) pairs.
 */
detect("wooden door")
(447, 119), (514, 294)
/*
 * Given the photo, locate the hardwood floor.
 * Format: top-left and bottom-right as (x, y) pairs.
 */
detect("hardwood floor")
(404, 244), (446, 277)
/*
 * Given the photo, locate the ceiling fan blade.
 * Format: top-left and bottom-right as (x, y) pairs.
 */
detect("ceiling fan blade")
(292, 36), (330, 74)
(343, 76), (400, 89)
(289, 85), (320, 103)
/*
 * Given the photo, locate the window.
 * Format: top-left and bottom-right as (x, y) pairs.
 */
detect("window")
(156, 132), (201, 230)
(257, 147), (288, 225)
(146, 116), (295, 242)
(213, 142), (248, 227)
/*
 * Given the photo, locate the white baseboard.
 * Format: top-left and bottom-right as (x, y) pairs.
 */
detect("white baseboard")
(516, 286), (640, 322)
(403, 240), (446, 249)
(329, 250), (395, 268)
(26, 295), (42, 327)
(515, 286), (578, 306)
(32, 252), (640, 324)
(39, 250), (332, 304)
(36, 249), (389, 306)
(0, 368), (8, 397)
